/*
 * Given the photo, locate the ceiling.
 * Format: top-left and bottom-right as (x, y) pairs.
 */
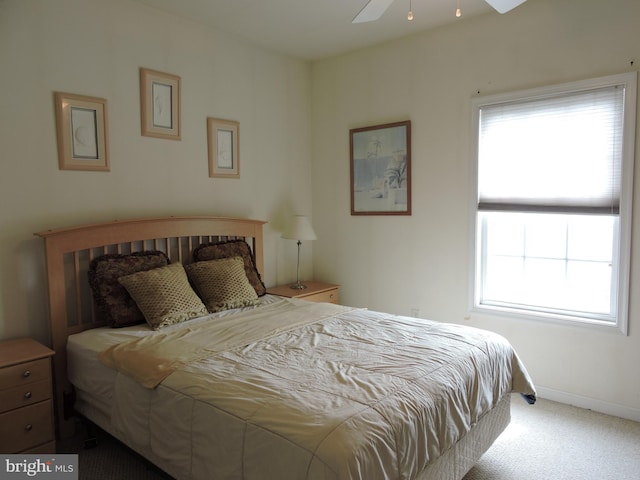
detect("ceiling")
(135, 0), (501, 61)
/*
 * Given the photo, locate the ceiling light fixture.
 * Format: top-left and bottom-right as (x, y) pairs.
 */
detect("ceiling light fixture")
(354, 0), (526, 24)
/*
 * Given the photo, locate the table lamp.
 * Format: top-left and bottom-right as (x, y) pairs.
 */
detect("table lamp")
(282, 215), (317, 289)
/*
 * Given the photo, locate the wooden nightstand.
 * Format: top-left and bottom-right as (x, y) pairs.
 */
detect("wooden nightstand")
(267, 281), (340, 304)
(0, 337), (55, 453)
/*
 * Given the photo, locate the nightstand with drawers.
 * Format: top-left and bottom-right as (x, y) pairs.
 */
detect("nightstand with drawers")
(267, 281), (340, 304)
(0, 337), (55, 453)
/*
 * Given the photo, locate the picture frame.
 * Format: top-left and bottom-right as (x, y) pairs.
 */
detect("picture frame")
(54, 92), (110, 172)
(140, 67), (181, 140)
(207, 117), (240, 178)
(350, 120), (411, 215)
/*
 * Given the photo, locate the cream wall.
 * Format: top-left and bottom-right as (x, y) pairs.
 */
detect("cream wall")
(0, 0), (313, 342)
(311, 0), (640, 420)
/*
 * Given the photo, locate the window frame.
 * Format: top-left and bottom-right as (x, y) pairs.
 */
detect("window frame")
(469, 72), (637, 334)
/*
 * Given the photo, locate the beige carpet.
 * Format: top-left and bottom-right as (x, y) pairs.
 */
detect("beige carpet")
(464, 394), (640, 480)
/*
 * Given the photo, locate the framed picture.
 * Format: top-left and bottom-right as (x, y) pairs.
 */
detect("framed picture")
(140, 67), (181, 140)
(207, 117), (240, 178)
(350, 120), (411, 215)
(54, 92), (109, 171)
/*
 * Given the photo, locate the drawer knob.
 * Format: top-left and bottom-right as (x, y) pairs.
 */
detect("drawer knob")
(25, 424), (33, 431)
(24, 391), (32, 399)
(22, 370), (31, 378)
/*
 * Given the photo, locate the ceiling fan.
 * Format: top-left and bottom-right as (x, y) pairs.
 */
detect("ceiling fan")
(353, 0), (527, 23)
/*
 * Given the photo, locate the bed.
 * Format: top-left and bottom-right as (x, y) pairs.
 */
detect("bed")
(36, 215), (536, 480)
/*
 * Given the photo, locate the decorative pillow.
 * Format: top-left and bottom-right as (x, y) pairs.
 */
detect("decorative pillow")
(192, 239), (266, 296)
(118, 262), (208, 330)
(88, 251), (169, 328)
(185, 257), (260, 313)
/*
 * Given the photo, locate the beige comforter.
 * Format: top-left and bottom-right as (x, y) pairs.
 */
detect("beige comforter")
(99, 298), (536, 480)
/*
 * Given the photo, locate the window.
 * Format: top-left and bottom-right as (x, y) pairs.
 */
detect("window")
(471, 73), (636, 333)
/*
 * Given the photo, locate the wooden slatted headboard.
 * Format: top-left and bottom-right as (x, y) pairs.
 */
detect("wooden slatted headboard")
(35, 216), (266, 438)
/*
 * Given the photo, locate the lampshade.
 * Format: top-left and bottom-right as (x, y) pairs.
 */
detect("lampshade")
(282, 215), (317, 241)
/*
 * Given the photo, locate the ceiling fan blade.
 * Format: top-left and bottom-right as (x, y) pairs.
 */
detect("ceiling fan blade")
(485, 0), (527, 14)
(352, 0), (396, 24)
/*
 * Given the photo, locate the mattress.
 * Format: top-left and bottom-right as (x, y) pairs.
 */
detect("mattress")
(67, 296), (536, 480)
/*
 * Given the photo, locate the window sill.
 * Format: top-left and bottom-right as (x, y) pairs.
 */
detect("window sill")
(470, 303), (627, 335)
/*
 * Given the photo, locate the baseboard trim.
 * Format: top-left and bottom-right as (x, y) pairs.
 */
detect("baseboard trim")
(536, 386), (640, 422)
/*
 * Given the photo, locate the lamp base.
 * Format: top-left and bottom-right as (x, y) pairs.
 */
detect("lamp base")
(289, 282), (308, 290)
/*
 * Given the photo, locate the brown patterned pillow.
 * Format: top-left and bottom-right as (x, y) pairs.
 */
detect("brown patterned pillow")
(192, 239), (266, 296)
(118, 263), (208, 330)
(88, 251), (169, 328)
(186, 257), (260, 313)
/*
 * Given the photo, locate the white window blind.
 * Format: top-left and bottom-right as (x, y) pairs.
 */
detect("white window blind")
(471, 72), (637, 333)
(478, 85), (625, 214)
